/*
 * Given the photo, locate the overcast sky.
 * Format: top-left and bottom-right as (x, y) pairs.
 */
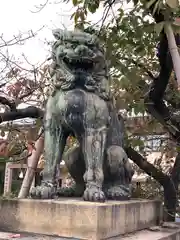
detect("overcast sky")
(0, 0), (133, 115)
(0, 0), (112, 117)
(0, 0), (133, 65)
(0, 0), (107, 66)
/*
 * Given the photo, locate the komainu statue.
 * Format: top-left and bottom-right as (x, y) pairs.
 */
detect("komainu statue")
(30, 29), (134, 202)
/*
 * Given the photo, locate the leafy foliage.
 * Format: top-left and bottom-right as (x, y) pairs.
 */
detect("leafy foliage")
(63, 0), (180, 220)
(66, 0), (180, 153)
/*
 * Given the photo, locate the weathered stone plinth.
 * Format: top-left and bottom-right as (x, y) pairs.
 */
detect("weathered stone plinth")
(121, 229), (180, 240)
(0, 198), (162, 240)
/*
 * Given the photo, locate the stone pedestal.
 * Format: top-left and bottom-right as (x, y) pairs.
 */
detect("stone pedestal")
(0, 198), (162, 240)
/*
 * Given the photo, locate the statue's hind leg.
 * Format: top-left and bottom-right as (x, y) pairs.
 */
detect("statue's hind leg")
(57, 145), (86, 197)
(82, 127), (107, 202)
(104, 145), (134, 200)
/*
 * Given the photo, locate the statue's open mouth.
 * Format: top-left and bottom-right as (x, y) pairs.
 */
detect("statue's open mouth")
(63, 57), (93, 70)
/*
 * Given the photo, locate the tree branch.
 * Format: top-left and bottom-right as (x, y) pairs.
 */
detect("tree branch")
(0, 96), (16, 111)
(129, 58), (157, 81)
(171, 152), (180, 182)
(0, 106), (44, 123)
(125, 146), (168, 186)
(19, 87), (39, 100)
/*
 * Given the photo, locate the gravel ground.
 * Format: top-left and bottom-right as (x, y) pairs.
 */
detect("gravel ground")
(0, 232), (78, 240)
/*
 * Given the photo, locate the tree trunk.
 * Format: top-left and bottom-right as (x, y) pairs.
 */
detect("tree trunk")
(125, 146), (178, 222)
(164, 22), (180, 88)
(18, 129), (44, 198)
(163, 179), (178, 222)
(163, 152), (180, 222)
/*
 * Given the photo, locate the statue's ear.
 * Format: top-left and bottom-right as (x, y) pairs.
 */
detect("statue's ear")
(52, 29), (65, 40)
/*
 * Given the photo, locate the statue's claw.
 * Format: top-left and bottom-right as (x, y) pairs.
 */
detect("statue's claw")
(105, 184), (131, 200)
(83, 185), (105, 202)
(30, 182), (56, 199)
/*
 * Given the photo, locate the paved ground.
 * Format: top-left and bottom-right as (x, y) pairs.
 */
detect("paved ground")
(0, 232), (78, 240)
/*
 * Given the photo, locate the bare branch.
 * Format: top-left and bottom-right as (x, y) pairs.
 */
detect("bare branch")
(0, 106), (44, 124)
(30, 0), (49, 13)
(0, 96), (16, 111)
(125, 146), (168, 186)
(0, 32), (34, 49)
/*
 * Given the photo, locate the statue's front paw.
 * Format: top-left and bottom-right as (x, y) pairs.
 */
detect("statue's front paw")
(83, 184), (105, 202)
(30, 182), (56, 199)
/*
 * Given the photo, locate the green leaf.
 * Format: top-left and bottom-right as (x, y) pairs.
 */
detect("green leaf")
(133, 0), (139, 5)
(72, 0), (78, 6)
(146, 0), (157, 9)
(176, 145), (180, 153)
(117, 8), (124, 19)
(119, 75), (130, 89)
(74, 12), (79, 24)
(72, 0), (82, 6)
(87, 0), (100, 13)
(70, 12), (75, 20)
(152, 0), (161, 16)
(36, 118), (42, 128)
(166, 0), (179, 9)
(133, 103), (145, 115)
(87, 4), (97, 13)
(154, 21), (165, 35)
(131, 138), (144, 148)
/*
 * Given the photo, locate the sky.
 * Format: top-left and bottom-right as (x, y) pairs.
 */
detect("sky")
(0, 0), (133, 66)
(0, 0), (136, 124)
(0, 0), (108, 66)
(1, 0), (73, 64)
(0, 0), (114, 123)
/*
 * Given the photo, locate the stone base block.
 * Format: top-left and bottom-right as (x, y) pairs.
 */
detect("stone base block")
(0, 198), (162, 240)
(121, 224), (180, 240)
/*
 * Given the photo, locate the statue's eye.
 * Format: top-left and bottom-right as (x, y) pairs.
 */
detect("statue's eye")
(72, 44), (77, 49)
